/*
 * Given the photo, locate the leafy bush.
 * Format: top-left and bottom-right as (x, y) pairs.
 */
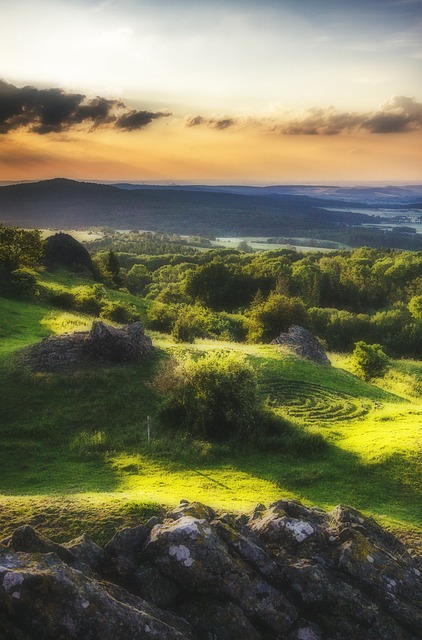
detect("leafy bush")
(72, 284), (106, 315)
(156, 351), (262, 441)
(0, 267), (38, 298)
(0, 226), (43, 271)
(125, 263), (151, 294)
(247, 292), (307, 342)
(100, 300), (140, 324)
(171, 305), (211, 343)
(147, 301), (179, 332)
(44, 288), (76, 309)
(352, 341), (390, 381)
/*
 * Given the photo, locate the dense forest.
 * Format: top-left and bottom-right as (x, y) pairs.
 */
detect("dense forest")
(1, 179), (422, 250)
(2, 226), (422, 358)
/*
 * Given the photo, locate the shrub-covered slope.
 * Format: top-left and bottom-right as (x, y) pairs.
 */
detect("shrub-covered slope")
(0, 274), (421, 548)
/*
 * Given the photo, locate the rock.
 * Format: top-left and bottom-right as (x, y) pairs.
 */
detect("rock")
(23, 320), (153, 371)
(63, 533), (112, 575)
(1, 498), (421, 639)
(142, 515), (299, 635)
(167, 500), (216, 522)
(272, 326), (330, 364)
(105, 517), (159, 576)
(0, 549), (193, 640)
(87, 320), (153, 363)
(4, 525), (75, 564)
(132, 562), (181, 608)
(247, 499), (328, 553)
(43, 232), (96, 275)
(179, 599), (261, 640)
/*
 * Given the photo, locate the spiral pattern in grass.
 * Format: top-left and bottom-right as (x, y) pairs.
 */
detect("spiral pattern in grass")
(263, 379), (373, 424)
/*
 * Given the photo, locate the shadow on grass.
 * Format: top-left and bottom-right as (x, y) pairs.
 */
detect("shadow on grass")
(0, 347), (169, 495)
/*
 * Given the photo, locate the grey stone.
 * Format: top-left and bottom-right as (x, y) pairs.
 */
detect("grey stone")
(272, 325), (330, 364)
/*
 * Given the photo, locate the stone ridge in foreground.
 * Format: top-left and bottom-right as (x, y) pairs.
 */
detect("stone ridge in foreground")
(0, 498), (421, 639)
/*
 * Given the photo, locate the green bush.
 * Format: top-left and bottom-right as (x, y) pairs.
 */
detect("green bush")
(171, 305), (210, 343)
(100, 300), (140, 324)
(351, 341), (390, 381)
(72, 284), (106, 315)
(147, 301), (179, 332)
(0, 267), (38, 298)
(45, 288), (76, 309)
(156, 351), (262, 441)
(247, 292), (307, 342)
(125, 263), (151, 294)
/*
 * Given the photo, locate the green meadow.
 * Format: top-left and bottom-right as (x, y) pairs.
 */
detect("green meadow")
(0, 275), (421, 548)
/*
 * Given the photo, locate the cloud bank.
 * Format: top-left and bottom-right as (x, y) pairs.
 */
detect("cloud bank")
(0, 81), (171, 134)
(185, 96), (422, 135)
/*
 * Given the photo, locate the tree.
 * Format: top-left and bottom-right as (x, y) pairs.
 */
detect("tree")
(0, 226), (43, 271)
(409, 295), (422, 319)
(351, 341), (389, 381)
(248, 292), (307, 342)
(157, 351), (261, 440)
(106, 249), (122, 286)
(125, 263), (151, 294)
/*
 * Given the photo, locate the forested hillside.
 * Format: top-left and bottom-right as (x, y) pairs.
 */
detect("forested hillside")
(0, 226), (421, 553)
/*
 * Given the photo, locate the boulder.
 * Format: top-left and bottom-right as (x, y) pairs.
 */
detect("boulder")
(0, 550), (193, 640)
(87, 320), (152, 362)
(1, 498), (421, 640)
(42, 232), (96, 275)
(23, 321), (153, 371)
(272, 326), (330, 364)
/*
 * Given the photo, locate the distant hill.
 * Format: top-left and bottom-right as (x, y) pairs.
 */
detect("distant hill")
(114, 182), (422, 206)
(0, 178), (381, 236)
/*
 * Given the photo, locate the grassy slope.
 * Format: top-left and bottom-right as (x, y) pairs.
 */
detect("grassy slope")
(0, 279), (421, 547)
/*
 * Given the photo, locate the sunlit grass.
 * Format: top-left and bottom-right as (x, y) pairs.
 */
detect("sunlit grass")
(0, 286), (421, 547)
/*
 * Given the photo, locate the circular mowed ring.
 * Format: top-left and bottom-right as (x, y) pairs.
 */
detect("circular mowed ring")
(263, 379), (373, 424)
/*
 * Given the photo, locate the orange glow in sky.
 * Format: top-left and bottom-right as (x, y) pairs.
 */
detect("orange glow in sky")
(0, 0), (421, 183)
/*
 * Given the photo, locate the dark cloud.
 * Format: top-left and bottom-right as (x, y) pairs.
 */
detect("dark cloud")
(363, 96), (422, 133)
(283, 96), (422, 135)
(185, 96), (422, 136)
(116, 109), (170, 130)
(0, 80), (171, 134)
(185, 114), (236, 130)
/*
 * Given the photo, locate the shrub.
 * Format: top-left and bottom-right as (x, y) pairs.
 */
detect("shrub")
(72, 284), (106, 315)
(147, 301), (179, 332)
(247, 292), (307, 342)
(0, 267), (38, 298)
(45, 288), (76, 309)
(100, 300), (140, 324)
(156, 351), (262, 441)
(351, 341), (390, 381)
(125, 263), (151, 294)
(171, 305), (210, 343)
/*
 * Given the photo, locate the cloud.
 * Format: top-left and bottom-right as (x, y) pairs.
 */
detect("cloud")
(116, 109), (170, 130)
(282, 96), (422, 135)
(185, 114), (236, 130)
(0, 80), (171, 135)
(184, 96), (422, 136)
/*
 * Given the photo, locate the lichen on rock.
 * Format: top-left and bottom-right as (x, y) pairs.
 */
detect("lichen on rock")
(0, 497), (421, 640)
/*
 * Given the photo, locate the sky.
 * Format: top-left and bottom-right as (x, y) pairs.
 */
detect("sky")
(0, 0), (421, 184)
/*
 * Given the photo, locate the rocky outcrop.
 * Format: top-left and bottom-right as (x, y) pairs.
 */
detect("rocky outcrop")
(272, 326), (330, 365)
(43, 232), (96, 275)
(1, 499), (421, 640)
(23, 320), (153, 371)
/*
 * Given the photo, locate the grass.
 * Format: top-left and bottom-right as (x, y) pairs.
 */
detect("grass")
(0, 280), (421, 549)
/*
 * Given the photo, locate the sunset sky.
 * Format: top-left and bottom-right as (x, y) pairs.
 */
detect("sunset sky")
(0, 0), (421, 183)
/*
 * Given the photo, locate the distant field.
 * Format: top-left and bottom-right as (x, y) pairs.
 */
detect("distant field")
(39, 228), (104, 242)
(212, 237), (339, 252)
(0, 280), (421, 548)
